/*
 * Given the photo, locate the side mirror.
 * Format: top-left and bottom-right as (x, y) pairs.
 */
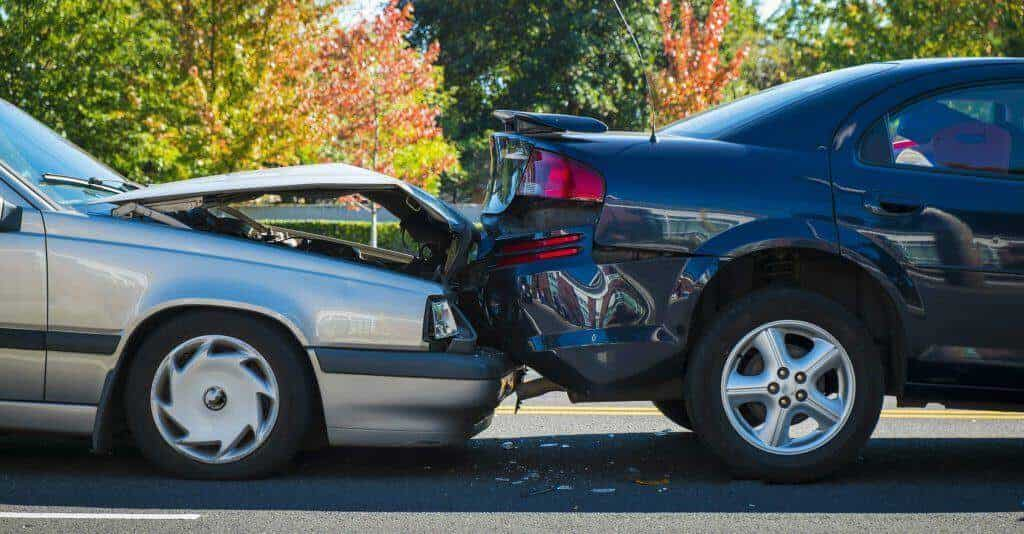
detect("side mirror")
(0, 197), (23, 232)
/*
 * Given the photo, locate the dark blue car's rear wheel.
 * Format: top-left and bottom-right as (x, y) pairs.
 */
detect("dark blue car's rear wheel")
(684, 288), (883, 482)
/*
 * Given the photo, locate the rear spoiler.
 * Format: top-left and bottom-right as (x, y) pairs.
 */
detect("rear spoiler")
(494, 110), (608, 135)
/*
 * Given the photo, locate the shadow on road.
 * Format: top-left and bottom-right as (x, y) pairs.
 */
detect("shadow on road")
(0, 432), (1021, 513)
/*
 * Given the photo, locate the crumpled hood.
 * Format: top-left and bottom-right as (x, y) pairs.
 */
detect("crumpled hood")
(91, 163), (474, 281)
(90, 162), (466, 230)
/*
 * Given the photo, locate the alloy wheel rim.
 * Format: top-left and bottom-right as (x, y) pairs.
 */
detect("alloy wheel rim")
(719, 320), (855, 456)
(150, 335), (279, 464)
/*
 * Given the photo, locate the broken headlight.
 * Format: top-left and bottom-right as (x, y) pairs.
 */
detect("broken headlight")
(427, 297), (459, 340)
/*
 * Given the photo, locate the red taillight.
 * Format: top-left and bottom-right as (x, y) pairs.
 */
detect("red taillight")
(517, 149), (604, 202)
(498, 233), (581, 254)
(497, 247), (581, 267)
(495, 233), (583, 267)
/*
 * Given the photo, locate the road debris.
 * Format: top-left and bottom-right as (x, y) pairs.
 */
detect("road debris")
(654, 428), (673, 436)
(539, 442), (559, 448)
(501, 441), (516, 450)
(495, 477), (510, 482)
(526, 486), (555, 497)
(556, 485), (573, 491)
(634, 478), (670, 486)
(591, 488), (617, 495)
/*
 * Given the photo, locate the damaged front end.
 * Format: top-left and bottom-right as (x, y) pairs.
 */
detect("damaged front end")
(90, 163), (524, 446)
(94, 163), (475, 286)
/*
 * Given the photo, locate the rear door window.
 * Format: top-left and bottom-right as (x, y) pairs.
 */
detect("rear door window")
(865, 83), (1024, 176)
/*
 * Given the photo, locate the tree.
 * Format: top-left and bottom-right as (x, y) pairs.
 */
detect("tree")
(144, 0), (339, 181)
(653, 0), (750, 122)
(0, 1), (178, 180)
(0, 0), (339, 183)
(315, 1), (459, 243)
(768, 0), (1024, 83)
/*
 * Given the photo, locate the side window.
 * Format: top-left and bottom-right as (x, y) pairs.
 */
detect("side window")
(861, 83), (1024, 176)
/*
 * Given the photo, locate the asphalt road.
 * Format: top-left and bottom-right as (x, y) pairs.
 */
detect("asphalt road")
(0, 396), (1022, 533)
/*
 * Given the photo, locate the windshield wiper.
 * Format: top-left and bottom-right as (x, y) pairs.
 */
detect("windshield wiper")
(41, 173), (131, 194)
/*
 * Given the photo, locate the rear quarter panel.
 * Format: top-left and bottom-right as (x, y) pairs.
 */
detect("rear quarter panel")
(584, 135), (837, 257)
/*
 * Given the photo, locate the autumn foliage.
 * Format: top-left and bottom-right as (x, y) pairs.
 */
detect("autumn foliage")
(151, 0), (339, 180)
(654, 0), (749, 122)
(314, 2), (458, 194)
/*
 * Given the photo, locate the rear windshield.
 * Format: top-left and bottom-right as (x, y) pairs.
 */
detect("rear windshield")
(483, 136), (532, 215)
(661, 63), (897, 139)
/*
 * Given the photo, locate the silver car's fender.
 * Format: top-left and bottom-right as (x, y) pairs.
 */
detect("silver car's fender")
(39, 210), (443, 447)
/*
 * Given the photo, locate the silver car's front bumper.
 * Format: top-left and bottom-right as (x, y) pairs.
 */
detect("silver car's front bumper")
(309, 347), (518, 447)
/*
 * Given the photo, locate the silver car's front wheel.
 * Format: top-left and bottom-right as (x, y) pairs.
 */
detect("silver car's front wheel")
(720, 320), (855, 455)
(150, 335), (280, 464)
(125, 311), (312, 479)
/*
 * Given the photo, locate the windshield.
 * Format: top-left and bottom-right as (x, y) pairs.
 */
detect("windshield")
(661, 63), (897, 139)
(0, 99), (132, 209)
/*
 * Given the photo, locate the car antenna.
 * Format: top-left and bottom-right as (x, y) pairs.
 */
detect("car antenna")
(610, 0), (657, 143)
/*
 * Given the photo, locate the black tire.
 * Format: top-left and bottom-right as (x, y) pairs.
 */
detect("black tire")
(124, 310), (314, 479)
(653, 399), (692, 430)
(683, 288), (883, 483)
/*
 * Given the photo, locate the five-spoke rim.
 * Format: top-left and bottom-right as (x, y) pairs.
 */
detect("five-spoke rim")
(719, 320), (855, 455)
(150, 335), (279, 464)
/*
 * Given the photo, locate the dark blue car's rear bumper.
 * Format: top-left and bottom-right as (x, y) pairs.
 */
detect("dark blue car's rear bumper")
(474, 227), (719, 400)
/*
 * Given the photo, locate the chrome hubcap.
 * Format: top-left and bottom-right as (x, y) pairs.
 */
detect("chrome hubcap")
(150, 335), (279, 464)
(720, 320), (855, 455)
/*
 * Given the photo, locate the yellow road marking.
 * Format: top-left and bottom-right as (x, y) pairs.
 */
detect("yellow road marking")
(494, 406), (1024, 420)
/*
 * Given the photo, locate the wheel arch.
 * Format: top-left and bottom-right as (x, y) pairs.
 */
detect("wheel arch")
(685, 245), (912, 397)
(92, 302), (326, 454)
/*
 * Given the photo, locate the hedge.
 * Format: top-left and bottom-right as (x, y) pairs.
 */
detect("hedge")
(265, 220), (415, 253)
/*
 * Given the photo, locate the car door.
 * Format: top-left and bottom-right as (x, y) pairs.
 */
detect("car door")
(832, 65), (1024, 396)
(0, 176), (46, 400)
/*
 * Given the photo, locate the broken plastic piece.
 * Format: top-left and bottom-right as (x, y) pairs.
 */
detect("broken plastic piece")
(591, 488), (616, 494)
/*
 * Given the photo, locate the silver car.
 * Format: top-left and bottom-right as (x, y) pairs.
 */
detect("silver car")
(0, 99), (515, 478)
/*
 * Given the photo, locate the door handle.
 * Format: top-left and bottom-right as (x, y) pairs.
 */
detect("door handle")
(863, 194), (922, 216)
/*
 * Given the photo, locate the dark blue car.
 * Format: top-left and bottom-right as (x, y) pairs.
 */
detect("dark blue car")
(466, 58), (1024, 481)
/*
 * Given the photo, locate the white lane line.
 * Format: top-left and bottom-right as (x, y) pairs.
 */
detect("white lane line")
(0, 512), (200, 520)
